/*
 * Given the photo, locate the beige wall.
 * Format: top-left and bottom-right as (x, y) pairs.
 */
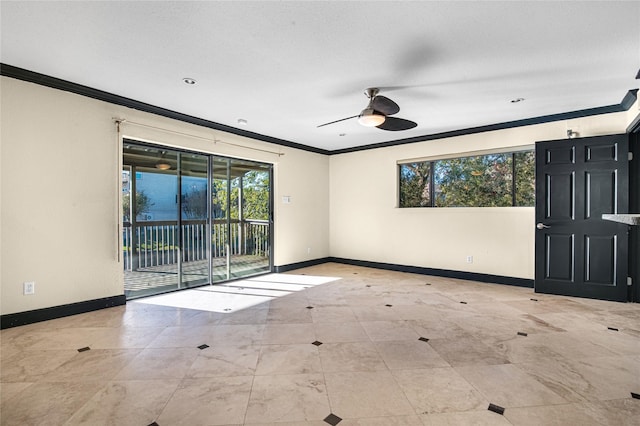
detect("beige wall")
(330, 110), (634, 279)
(0, 77), (329, 315)
(1, 76), (637, 316)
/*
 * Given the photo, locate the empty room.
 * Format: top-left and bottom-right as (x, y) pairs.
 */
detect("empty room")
(1, 1), (639, 425)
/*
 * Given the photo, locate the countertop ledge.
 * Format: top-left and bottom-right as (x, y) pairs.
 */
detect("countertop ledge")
(602, 214), (640, 225)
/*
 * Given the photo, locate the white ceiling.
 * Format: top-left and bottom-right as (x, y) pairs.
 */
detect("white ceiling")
(1, 1), (638, 152)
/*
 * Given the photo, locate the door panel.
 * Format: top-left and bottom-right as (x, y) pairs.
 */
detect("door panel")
(210, 157), (272, 282)
(546, 172), (575, 219)
(535, 134), (629, 301)
(584, 234), (616, 285)
(180, 152), (209, 287)
(585, 171), (616, 218)
(546, 145), (575, 165)
(545, 233), (575, 281)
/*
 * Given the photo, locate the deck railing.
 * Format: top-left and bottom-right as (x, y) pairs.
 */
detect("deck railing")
(123, 219), (269, 271)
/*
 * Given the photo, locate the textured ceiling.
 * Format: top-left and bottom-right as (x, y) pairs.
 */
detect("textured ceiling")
(1, 1), (638, 152)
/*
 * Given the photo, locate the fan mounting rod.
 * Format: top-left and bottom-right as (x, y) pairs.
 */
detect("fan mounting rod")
(365, 88), (380, 99)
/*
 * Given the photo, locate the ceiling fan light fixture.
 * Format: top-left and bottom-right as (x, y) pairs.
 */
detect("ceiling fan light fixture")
(155, 161), (171, 170)
(358, 108), (385, 127)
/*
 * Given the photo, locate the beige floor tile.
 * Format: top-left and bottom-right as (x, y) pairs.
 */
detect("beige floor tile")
(146, 325), (215, 348)
(557, 355), (640, 401)
(255, 344), (321, 375)
(186, 344), (261, 378)
(405, 317), (471, 340)
(504, 402), (602, 426)
(313, 322), (370, 343)
(394, 304), (441, 320)
(0, 381), (104, 425)
(516, 357), (604, 403)
(338, 415), (425, 425)
(535, 331), (621, 359)
(212, 324), (265, 345)
(504, 298), (596, 315)
(12, 327), (109, 351)
(244, 374), (331, 423)
(121, 308), (200, 328)
(65, 379), (180, 425)
(1, 349), (78, 382)
(267, 306), (313, 323)
(360, 320), (420, 341)
(350, 305), (400, 321)
(455, 363), (568, 408)
(157, 376), (253, 425)
(244, 422), (328, 426)
(485, 333), (566, 364)
(532, 311), (608, 333)
(42, 306), (126, 329)
(90, 326), (165, 349)
(393, 367), (487, 414)
(577, 329), (640, 356)
(267, 295), (310, 310)
(324, 370), (415, 418)
(3, 263), (639, 425)
(306, 295), (350, 309)
(113, 347), (199, 380)
(420, 410), (512, 425)
(182, 310), (225, 326)
(453, 312), (564, 341)
(428, 336), (510, 367)
(40, 349), (140, 382)
(310, 306), (358, 323)
(0, 382), (33, 404)
(262, 323), (317, 344)
(584, 310), (640, 334)
(579, 398), (640, 426)
(318, 342), (387, 372)
(217, 308), (269, 325)
(414, 292), (462, 309)
(374, 340), (449, 370)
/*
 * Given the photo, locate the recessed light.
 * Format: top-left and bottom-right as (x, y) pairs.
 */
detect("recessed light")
(182, 77), (197, 85)
(510, 97), (525, 103)
(237, 118), (248, 126)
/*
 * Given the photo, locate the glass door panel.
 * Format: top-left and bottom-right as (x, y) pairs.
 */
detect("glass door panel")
(211, 157), (230, 282)
(180, 153), (209, 287)
(229, 159), (271, 278)
(123, 144), (179, 298)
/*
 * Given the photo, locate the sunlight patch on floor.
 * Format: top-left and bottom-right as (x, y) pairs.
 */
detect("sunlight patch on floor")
(131, 273), (341, 313)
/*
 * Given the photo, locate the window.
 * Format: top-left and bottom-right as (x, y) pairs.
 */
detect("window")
(399, 150), (535, 207)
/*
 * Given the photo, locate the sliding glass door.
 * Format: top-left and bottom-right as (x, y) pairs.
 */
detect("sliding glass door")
(122, 141), (272, 299)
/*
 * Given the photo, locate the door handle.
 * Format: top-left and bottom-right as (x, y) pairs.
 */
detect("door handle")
(536, 223), (551, 230)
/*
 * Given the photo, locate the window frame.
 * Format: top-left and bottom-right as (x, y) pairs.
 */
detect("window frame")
(398, 147), (535, 208)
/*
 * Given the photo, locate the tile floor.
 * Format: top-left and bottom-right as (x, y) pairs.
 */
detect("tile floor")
(1, 263), (639, 425)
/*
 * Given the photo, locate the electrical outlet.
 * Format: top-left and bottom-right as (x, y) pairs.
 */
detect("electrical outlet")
(466, 256), (473, 264)
(307, 247), (311, 254)
(23, 281), (35, 295)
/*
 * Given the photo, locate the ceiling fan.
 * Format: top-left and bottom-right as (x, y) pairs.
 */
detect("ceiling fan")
(318, 88), (417, 131)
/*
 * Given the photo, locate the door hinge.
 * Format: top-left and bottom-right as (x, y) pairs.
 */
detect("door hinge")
(629, 152), (633, 161)
(628, 277), (633, 286)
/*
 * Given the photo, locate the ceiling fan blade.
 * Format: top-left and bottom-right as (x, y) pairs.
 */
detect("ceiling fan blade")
(372, 95), (400, 116)
(317, 115), (358, 128)
(376, 116), (417, 131)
